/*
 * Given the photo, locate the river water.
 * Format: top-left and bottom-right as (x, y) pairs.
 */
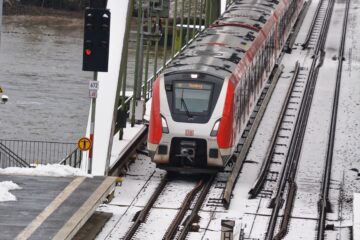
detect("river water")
(0, 15), (167, 143)
(0, 16), (91, 143)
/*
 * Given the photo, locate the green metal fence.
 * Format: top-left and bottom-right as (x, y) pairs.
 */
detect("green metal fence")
(115, 0), (227, 139)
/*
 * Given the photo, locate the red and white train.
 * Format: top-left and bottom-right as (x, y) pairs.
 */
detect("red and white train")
(148, 0), (303, 172)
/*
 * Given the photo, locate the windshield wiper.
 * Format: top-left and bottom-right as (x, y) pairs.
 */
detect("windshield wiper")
(181, 96), (193, 118)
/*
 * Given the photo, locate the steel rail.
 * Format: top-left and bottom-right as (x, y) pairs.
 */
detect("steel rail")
(162, 178), (205, 240)
(249, 62), (300, 199)
(317, 0), (350, 238)
(178, 175), (215, 240)
(122, 175), (169, 240)
(302, 0), (325, 49)
(266, 0), (335, 237)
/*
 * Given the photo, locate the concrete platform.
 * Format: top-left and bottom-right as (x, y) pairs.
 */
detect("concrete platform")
(0, 174), (115, 240)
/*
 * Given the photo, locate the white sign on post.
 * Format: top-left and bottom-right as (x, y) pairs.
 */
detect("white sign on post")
(89, 81), (99, 90)
(89, 81), (99, 98)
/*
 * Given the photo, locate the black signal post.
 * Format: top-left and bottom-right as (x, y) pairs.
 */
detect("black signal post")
(82, 1), (110, 175)
(82, 8), (111, 72)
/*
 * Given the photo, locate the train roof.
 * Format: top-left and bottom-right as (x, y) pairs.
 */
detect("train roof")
(164, 0), (279, 79)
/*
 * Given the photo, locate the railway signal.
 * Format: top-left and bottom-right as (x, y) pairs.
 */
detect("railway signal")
(83, 0), (110, 174)
(82, 8), (111, 72)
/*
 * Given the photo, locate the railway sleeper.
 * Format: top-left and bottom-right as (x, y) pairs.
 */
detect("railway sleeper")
(269, 197), (285, 209)
(208, 198), (223, 204)
(183, 216), (201, 232)
(258, 193), (273, 198)
(266, 178), (278, 182)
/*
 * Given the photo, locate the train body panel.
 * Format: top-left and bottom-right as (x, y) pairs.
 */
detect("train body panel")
(148, 0), (304, 172)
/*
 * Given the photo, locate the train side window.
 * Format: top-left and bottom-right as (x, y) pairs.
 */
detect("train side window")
(250, 63), (255, 96)
(236, 86), (242, 132)
(266, 36), (271, 72)
(239, 80), (243, 118)
(255, 54), (260, 94)
(244, 72), (249, 123)
(261, 46), (266, 77)
(261, 46), (266, 76)
(246, 71), (250, 116)
(270, 31), (275, 61)
(254, 56), (259, 95)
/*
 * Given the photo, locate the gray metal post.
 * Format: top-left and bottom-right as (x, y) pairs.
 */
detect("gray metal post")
(137, 8), (144, 101)
(131, 0), (142, 127)
(88, 71), (98, 174)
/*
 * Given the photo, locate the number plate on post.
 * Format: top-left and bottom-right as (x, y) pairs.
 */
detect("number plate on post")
(89, 81), (99, 98)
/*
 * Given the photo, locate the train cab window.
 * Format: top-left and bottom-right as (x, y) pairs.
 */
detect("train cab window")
(173, 82), (213, 115)
(164, 73), (223, 123)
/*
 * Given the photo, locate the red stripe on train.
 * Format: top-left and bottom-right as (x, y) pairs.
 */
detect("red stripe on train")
(217, 80), (235, 148)
(148, 77), (162, 144)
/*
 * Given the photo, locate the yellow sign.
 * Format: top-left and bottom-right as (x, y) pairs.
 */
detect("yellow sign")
(0, 87), (3, 93)
(78, 137), (92, 151)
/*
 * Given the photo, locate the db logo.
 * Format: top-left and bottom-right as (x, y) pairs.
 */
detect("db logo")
(185, 129), (194, 136)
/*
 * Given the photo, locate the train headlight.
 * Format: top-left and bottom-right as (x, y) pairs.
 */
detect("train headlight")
(210, 119), (221, 136)
(161, 116), (169, 133)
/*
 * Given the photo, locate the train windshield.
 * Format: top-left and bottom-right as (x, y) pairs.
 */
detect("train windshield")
(174, 82), (213, 115)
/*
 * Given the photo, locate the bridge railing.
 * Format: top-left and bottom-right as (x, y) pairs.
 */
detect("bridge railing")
(0, 142), (30, 168)
(0, 139), (77, 168)
(59, 147), (82, 168)
(114, 0), (224, 136)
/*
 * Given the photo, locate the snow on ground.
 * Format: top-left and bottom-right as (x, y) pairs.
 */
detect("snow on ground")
(97, 205), (142, 239)
(134, 208), (179, 239)
(284, 218), (318, 240)
(109, 123), (146, 169)
(96, 154), (167, 239)
(0, 181), (22, 202)
(0, 164), (91, 177)
(354, 193), (360, 240)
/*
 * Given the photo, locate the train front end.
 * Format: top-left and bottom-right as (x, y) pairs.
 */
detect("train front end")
(147, 71), (233, 173)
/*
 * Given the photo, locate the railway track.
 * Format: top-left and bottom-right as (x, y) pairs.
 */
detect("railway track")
(317, 0), (350, 238)
(262, 0), (335, 238)
(302, 0), (328, 49)
(122, 174), (169, 240)
(164, 175), (215, 240)
(248, 61), (301, 199)
(121, 174), (214, 240)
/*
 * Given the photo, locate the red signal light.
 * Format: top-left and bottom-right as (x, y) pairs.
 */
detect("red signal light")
(85, 49), (92, 56)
